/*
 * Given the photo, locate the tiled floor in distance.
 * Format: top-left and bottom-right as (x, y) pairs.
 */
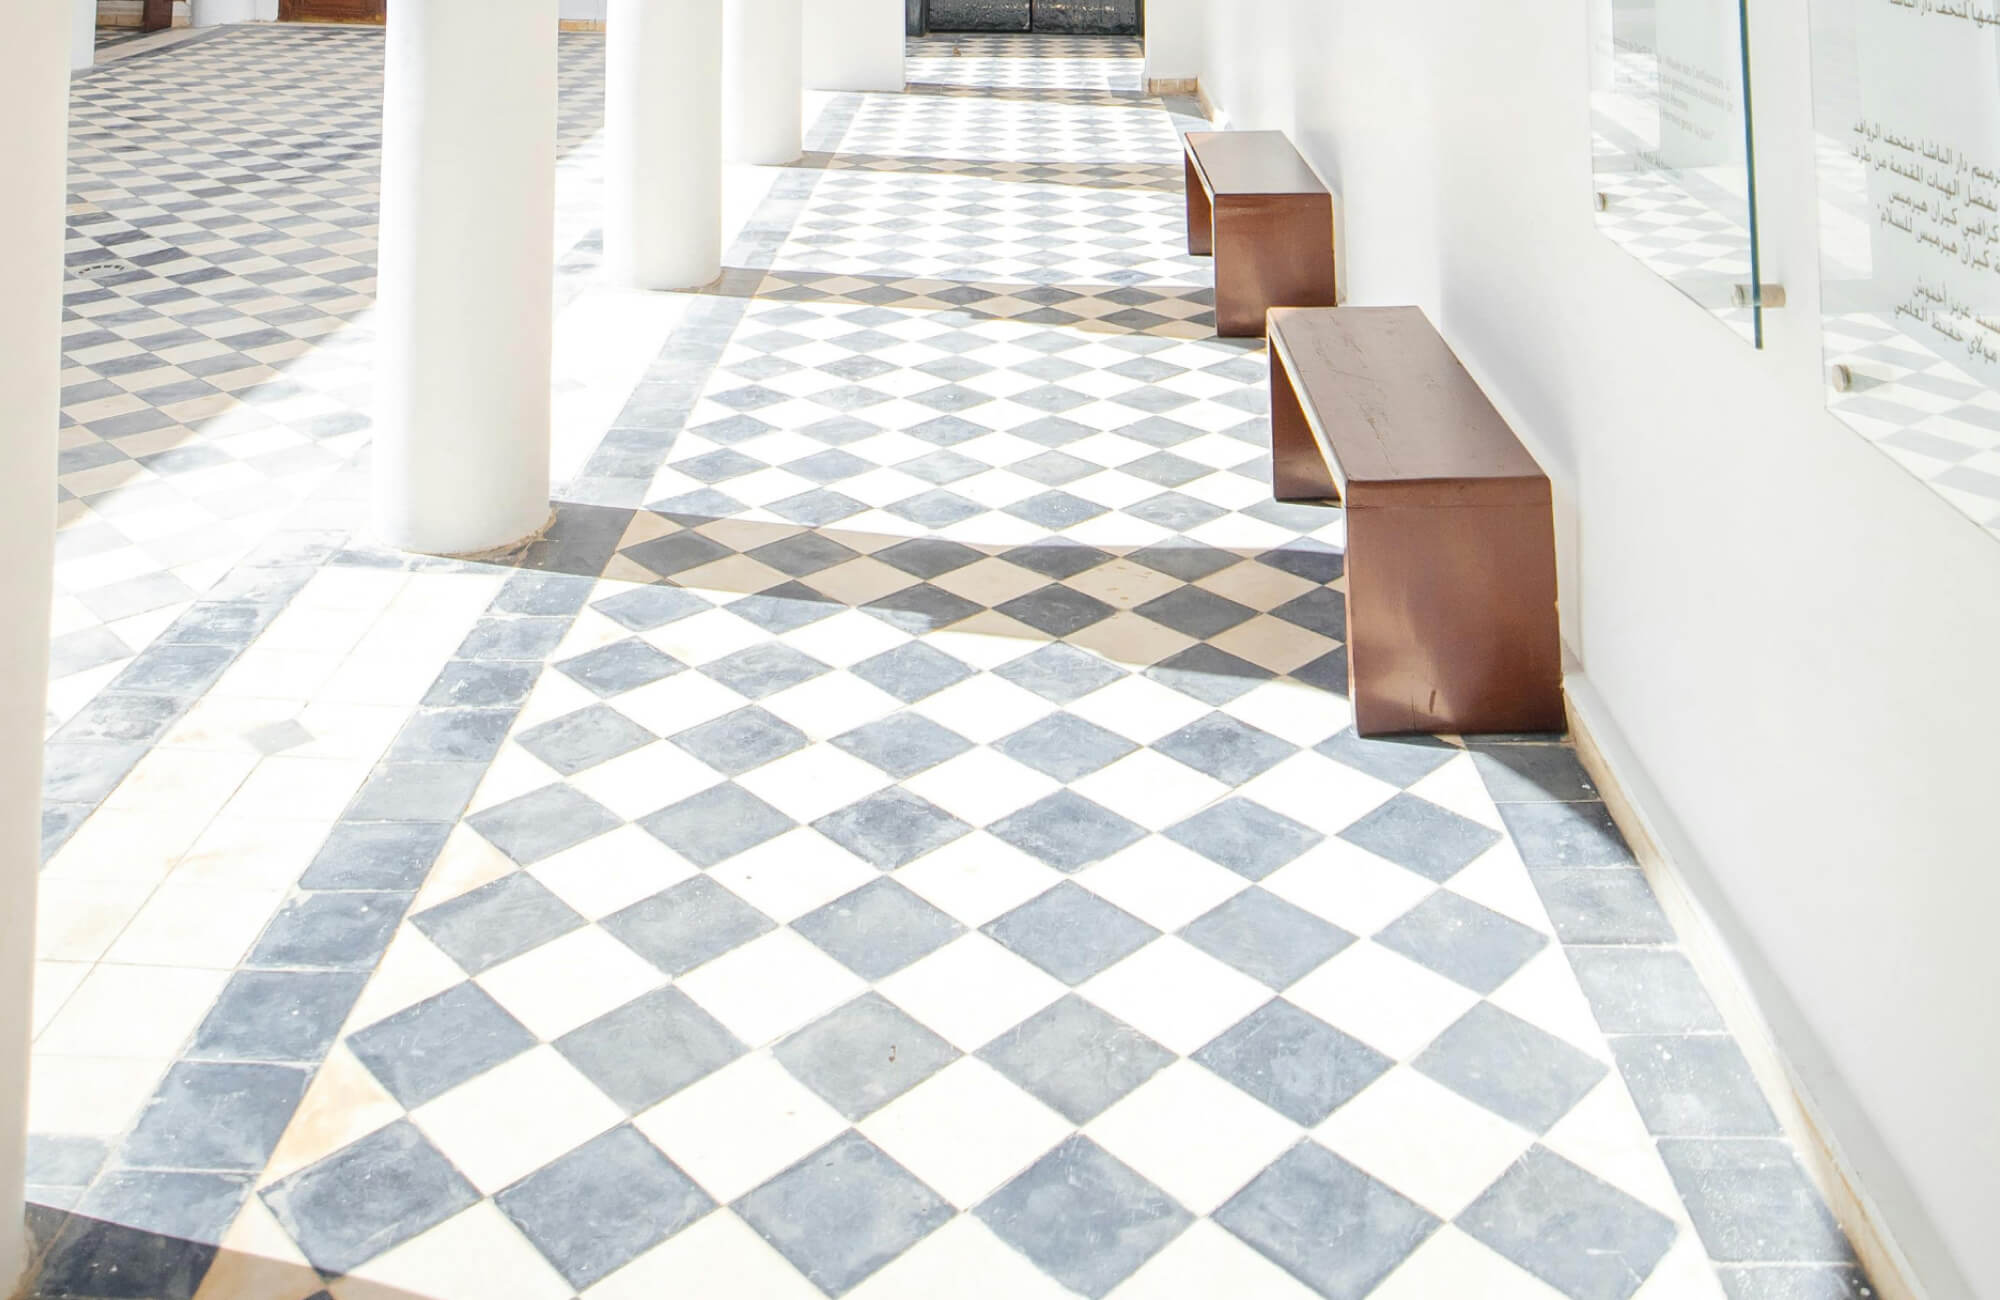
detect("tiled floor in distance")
(24, 27), (1875, 1300)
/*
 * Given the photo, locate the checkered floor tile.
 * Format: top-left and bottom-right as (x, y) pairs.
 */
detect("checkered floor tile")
(23, 28), (1871, 1300)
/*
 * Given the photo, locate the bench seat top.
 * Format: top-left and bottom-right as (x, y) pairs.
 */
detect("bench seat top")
(1184, 131), (1327, 198)
(1268, 306), (1548, 508)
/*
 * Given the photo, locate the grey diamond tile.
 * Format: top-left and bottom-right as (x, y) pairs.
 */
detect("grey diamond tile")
(301, 821), (452, 892)
(189, 970), (367, 1064)
(262, 1120), (479, 1275)
(671, 706), (810, 777)
(813, 788), (970, 869)
(1271, 587), (1346, 639)
(1165, 798), (1323, 880)
(991, 642), (1124, 703)
(792, 878), (966, 980)
(1568, 949), (1724, 1035)
(1500, 802), (1636, 867)
(1339, 793), (1502, 882)
(729, 582), (842, 635)
(517, 704), (657, 776)
(496, 1125), (714, 1290)
(248, 893), (408, 972)
(770, 487), (869, 526)
(1531, 868), (1676, 945)
(555, 986), (746, 1113)
(593, 585), (713, 631)
(1180, 888), (1354, 989)
(996, 583), (1116, 637)
(557, 638), (684, 697)
(733, 1131), (953, 1295)
(347, 982), (537, 1109)
(123, 1061), (310, 1173)
(457, 615), (571, 661)
(1315, 728), (1458, 788)
(993, 712), (1137, 782)
(864, 581), (984, 633)
(703, 642), (833, 699)
(1375, 890), (1548, 994)
(1458, 1146), (1679, 1300)
(1611, 1036), (1781, 1137)
(423, 661), (538, 709)
(874, 537), (985, 580)
(1134, 586), (1257, 639)
(983, 881), (1159, 985)
(1152, 713), (1296, 785)
(887, 488), (985, 528)
(639, 782), (796, 867)
(987, 790), (1146, 873)
(1129, 541), (1240, 582)
(1258, 541), (1345, 584)
(1194, 998), (1391, 1126)
(775, 991), (962, 1119)
(468, 783), (623, 865)
(1414, 1003), (1608, 1133)
(1002, 541), (1113, 580)
(390, 709), (515, 765)
(603, 876), (777, 976)
(1469, 744), (1599, 802)
(347, 761), (485, 823)
(849, 642), (975, 703)
(976, 1135), (1192, 1298)
(1006, 490), (1107, 529)
(1218, 1143), (1438, 1299)
(1146, 645), (1274, 705)
(831, 713), (973, 778)
(411, 872), (586, 975)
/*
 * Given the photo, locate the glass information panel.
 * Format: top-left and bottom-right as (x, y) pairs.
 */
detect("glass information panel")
(1810, 0), (2000, 540)
(1589, 0), (1764, 346)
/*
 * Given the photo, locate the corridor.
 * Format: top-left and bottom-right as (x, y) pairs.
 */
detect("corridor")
(23, 27), (1865, 1300)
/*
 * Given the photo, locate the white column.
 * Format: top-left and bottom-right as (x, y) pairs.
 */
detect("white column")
(70, 0), (96, 71)
(724, 0), (802, 165)
(803, 0), (904, 93)
(373, 0), (557, 555)
(605, 0), (723, 289)
(190, 0), (263, 26)
(0, 6), (65, 1293)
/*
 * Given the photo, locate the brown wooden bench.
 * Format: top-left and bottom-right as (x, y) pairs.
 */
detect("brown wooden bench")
(1267, 306), (1564, 737)
(1183, 131), (1338, 337)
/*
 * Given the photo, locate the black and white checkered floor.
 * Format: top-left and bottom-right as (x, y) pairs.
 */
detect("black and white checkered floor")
(26, 28), (1872, 1300)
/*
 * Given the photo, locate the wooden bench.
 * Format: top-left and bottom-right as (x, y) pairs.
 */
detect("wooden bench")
(1183, 131), (1338, 337)
(1267, 306), (1564, 737)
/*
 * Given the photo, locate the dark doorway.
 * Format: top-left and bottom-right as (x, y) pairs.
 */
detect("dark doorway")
(277, 0), (385, 21)
(914, 0), (1143, 35)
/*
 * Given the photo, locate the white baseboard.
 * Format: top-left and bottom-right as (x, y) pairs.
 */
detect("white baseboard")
(1565, 674), (1932, 1300)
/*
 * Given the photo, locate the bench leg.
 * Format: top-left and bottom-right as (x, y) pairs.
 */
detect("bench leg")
(1186, 154), (1213, 257)
(1213, 194), (1338, 338)
(1346, 501), (1565, 737)
(1270, 348), (1339, 502)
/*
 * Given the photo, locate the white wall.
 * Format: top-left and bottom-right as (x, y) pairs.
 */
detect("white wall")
(803, 0), (902, 92)
(1180, 1), (1998, 1296)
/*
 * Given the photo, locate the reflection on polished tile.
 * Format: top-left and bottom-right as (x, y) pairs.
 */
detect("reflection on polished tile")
(22, 28), (1866, 1300)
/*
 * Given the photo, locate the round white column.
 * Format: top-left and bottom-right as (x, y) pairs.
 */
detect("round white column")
(0, 5), (66, 1293)
(373, 0), (558, 555)
(605, 0), (723, 289)
(70, 0), (96, 71)
(724, 0), (803, 165)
